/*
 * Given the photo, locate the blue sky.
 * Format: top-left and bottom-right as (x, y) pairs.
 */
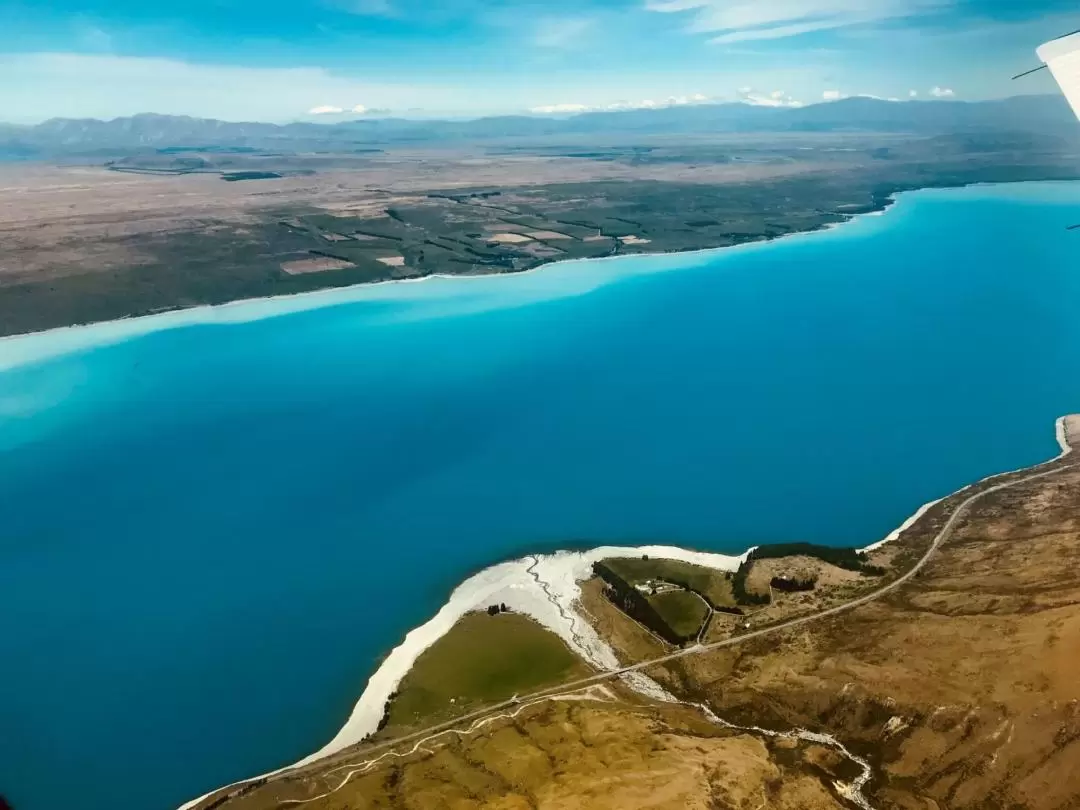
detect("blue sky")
(1, 0), (1077, 122)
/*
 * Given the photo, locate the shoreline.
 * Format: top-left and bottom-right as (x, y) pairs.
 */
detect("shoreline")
(5, 179), (1073, 374)
(6, 177), (1072, 360)
(0, 178), (1029, 373)
(862, 415), (1075, 555)
(180, 414), (1077, 810)
(3, 218), (876, 373)
(178, 543), (750, 810)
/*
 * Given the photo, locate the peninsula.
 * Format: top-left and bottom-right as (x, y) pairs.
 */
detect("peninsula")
(182, 415), (1080, 810)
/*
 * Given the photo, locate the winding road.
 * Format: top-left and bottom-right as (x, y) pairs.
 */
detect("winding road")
(203, 455), (1077, 808)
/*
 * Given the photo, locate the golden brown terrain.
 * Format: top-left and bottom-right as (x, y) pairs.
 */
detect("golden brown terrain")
(634, 464), (1080, 809)
(197, 688), (854, 810)
(189, 427), (1080, 810)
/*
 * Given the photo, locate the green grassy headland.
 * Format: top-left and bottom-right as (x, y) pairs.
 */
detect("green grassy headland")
(384, 611), (591, 731)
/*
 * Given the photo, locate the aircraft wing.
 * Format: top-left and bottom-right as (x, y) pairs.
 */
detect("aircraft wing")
(1038, 31), (1080, 120)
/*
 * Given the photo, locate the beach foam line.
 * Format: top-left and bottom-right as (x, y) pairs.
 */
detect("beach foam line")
(177, 543), (747, 810)
(860, 497), (944, 553)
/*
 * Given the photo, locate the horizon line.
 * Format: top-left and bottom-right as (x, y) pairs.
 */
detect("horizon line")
(1, 92), (1061, 129)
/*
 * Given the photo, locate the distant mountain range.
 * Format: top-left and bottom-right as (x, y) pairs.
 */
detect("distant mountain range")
(2, 95), (1076, 157)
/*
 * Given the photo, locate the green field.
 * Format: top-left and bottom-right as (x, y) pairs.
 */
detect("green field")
(385, 611), (591, 730)
(646, 590), (709, 639)
(602, 557), (735, 607)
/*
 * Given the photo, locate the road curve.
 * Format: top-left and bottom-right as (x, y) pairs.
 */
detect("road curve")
(590, 459), (1079, 681)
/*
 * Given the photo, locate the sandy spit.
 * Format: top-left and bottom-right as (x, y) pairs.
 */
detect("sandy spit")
(178, 410), (1076, 809)
(178, 544), (746, 810)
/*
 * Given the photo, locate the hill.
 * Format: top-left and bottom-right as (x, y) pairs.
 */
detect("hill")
(2, 95), (1076, 157)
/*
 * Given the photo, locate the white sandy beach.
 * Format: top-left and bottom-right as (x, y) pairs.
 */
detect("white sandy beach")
(305, 544), (751, 761)
(178, 542), (749, 810)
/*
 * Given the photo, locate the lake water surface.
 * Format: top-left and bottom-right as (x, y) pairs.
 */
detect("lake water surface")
(1, 182), (1079, 810)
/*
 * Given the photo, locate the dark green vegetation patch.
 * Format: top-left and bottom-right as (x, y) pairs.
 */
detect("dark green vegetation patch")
(220, 171), (283, 181)
(731, 542), (887, 605)
(745, 542), (886, 574)
(594, 560), (712, 645)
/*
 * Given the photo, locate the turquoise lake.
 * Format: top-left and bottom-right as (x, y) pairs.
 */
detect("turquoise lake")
(1, 182), (1078, 810)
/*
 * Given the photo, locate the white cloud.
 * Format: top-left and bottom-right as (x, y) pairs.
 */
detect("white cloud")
(822, 89), (903, 103)
(646, 0), (953, 44)
(710, 17), (855, 44)
(307, 104), (374, 116)
(929, 85), (955, 97)
(529, 103), (593, 114)
(737, 87), (803, 107)
(532, 17), (594, 48)
(667, 93), (710, 105)
(909, 89), (918, 97)
(529, 94), (714, 115)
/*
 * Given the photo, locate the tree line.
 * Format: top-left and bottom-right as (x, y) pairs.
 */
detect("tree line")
(745, 542), (886, 575)
(592, 562), (697, 645)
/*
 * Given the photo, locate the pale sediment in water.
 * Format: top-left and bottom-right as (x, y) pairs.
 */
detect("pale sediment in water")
(0, 188), (916, 375)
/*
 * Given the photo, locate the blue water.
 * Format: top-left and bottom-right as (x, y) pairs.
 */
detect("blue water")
(1, 182), (1078, 810)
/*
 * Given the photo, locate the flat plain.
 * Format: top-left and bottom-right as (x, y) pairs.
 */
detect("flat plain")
(2, 127), (1078, 337)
